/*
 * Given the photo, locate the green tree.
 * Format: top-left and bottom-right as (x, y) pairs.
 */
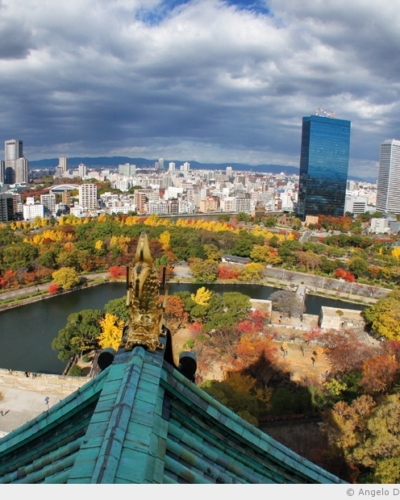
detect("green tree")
(52, 267), (81, 289)
(104, 296), (130, 323)
(52, 309), (103, 361)
(2, 242), (38, 271)
(348, 257), (368, 278)
(190, 258), (219, 282)
(204, 292), (251, 331)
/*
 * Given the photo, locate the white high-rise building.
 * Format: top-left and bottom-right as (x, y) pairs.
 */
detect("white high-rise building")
(79, 183), (98, 210)
(118, 163), (136, 176)
(377, 139), (400, 213)
(78, 163), (87, 179)
(15, 158), (29, 184)
(59, 156), (68, 173)
(4, 139), (27, 184)
(41, 193), (56, 215)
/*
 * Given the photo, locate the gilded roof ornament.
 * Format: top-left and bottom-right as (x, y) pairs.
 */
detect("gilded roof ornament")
(124, 232), (166, 352)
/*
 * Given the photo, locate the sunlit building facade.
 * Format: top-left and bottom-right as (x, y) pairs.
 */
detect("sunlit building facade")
(376, 139), (400, 213)
(297, 115), (351, 220)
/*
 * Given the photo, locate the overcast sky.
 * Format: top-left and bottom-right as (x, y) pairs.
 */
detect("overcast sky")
(1, 0), (400, 179)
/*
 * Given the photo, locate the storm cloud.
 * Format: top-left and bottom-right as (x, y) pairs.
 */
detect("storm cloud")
(1, 0), (399, 179)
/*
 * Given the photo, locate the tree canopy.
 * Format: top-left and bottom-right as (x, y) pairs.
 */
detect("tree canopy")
(52, 309), (103, 361)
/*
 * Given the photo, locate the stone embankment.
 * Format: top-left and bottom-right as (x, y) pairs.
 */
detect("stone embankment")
(0, 369), (87, 396)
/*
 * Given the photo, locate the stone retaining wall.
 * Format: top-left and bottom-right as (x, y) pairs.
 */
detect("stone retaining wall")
(0, 369), (87, 396)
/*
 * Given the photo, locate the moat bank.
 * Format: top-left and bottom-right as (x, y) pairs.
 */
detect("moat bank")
(0, 282), (366, 375)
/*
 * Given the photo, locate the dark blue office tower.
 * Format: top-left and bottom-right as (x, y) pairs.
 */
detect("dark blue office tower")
(297, 115), (350, 220)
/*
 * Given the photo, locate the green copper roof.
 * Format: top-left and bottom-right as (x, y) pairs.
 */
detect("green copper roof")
(0, 339), (346, 484)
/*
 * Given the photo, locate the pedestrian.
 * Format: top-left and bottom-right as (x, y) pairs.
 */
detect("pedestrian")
(8, 368), (12, 374)
(24, 371), (29, 378)
(0, 410), (3, 416)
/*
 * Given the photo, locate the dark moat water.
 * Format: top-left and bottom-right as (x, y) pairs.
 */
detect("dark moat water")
(0, 282), (365, 374)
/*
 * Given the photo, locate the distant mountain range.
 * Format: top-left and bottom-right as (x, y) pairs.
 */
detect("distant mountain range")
(29, 156), (376, 183)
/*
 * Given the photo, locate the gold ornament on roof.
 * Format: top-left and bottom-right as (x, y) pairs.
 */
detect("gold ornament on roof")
(124, 232), (166, 352)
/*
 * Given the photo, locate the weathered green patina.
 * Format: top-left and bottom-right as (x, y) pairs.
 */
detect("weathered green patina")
(0, 336), (345, 484)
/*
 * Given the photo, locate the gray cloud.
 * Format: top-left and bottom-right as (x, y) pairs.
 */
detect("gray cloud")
(0, 0), (398, 180)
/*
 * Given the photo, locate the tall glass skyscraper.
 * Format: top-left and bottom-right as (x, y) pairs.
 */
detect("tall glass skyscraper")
(297, 115), (351, 220)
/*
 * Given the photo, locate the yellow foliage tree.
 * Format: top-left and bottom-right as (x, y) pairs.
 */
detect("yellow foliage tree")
(159, 230), (171, 250)
(144, 214), (160, 226)
(191, 286), (212, 306)
(95, 240), (104, 251)
(63, 241), (76, 252)
(392, 248), (400, 260)
(109, 235), (131, 253)
(239, 263), (265, 282)
(225, 371), (256, 393)
(52, 267), (80, 289)
(124, 215), (139, 226)
(98, 313), (124, 350)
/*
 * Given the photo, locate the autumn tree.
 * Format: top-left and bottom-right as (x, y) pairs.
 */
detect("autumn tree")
(250, 245), (282, 265)
(48, 283), (60, 294)
(189, 258), (219, 282)
(218, 265), (241, 280)
(98, 313), (124, 350)
(363, 290), (400, 340)
(323, 394), (400, 483)
(236, 309), (269, 334)
(108, 266), (126, 279)
(191, 286), (212, 306)
(239, 262), (265, 282)
(201, 375), (260, 425)
(296, 250), (322, 272)
(322, 329), (377, 374)
(51, 267), (81, 289)
(160, 295), (188, 329)
(359, 354), (400, 394)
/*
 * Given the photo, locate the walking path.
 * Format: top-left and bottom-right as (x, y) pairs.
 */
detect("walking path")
(0, 370), (86, 437)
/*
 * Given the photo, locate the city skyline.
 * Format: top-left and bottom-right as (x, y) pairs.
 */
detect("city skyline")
(1, 1), (400, 179)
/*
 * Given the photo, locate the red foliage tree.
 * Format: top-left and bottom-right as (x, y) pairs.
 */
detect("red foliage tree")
(189, 322), (203, 336)
(0, 270), (17, 289)
(335, 268), (355, 282)
(322, 329), (378, 374)
(218, 265), (241, 280)
(48, 283), (59, 294)
(23, 271), (38, 285)
(359, 354), (400, 394)
(159, 295), (188, 328)
(304, 327), (322, 344)
(108, 266), (127, 279)
(335, 268), (347, 279)
(236, 310), (269, 333)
